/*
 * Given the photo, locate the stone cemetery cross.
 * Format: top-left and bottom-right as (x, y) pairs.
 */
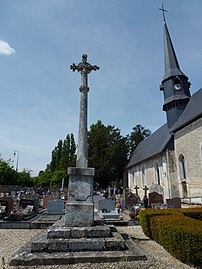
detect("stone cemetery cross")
(65, 54), (99, 227)
(70, 54), (99, 168)
(143, 185), (149, 198)
(134, 185), (139, 196)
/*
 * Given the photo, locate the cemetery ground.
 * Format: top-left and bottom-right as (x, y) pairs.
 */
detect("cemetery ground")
(0, 225), (195, 269)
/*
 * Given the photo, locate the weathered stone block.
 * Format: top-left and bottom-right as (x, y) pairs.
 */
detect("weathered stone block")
(31, 241), (48, 252)
(69, 238), (105, 251)
(85, 226), (111, 238)
(31, 232), (48, 252)
(105, 238), (127, 251)
(48, 240), (69, 252)
(68, 167), (95, 176)
(67, 170), (94, 202)
(65, 202), (94, 227)
(70, 227), (86, 238)
(47, 227), (71, 239)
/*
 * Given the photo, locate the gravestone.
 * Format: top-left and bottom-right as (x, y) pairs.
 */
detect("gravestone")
(148, 192), (164, 208)
(166, 197), (181, 208)
(19, 198), (39, 212)
(97, 198), (120, 220)
(47, 199), (64, 215)
(98, 199), (115, 212)
(125, 193), (141, 210)
(42, 196), (54, 208)
(0, 200), (9, 218)
(93, 194), (104, 210)
(0, 196), (14, 212)
(150, 184), (164, 196)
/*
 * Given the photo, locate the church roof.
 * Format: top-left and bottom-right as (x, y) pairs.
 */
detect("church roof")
(162, 22), (187, 81)
(171, 88), (202, 132)
(126, 123), (172, 168)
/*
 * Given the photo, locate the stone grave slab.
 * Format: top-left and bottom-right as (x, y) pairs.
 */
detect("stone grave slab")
(125, 193), (140, 210)
(48, 199), (64, 215)
(166, 197), (181, 208)
(148, 192), (164, 208)
(0, 196), (14, 212)
(98, 199), (115, 212)
(93, 194), (103, 210)
(42, 196), (54, 208)
(149, 184), (164, 196)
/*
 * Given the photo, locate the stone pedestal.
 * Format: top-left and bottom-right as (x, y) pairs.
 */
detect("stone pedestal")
(65, 167), (95, 227)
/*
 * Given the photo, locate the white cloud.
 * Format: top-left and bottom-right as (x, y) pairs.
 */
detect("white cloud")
(0, 40), (15, 55)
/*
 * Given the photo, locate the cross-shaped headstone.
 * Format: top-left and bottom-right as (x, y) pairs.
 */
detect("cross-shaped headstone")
(159, 2), (168, 22)
(134, 185), (139, 196)
(143, 185), (149, 198)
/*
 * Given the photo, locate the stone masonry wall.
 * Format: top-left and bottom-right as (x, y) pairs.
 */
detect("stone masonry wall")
(127, 152), (173, 201)
(174, 117), (202, 197)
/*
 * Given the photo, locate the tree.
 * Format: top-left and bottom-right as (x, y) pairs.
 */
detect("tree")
(128, 124), (151, 155)
(0, 157), (16, 185)
(88, 120), (129, 188)
(0, 156), (33, 186)
(16, 169), (34, 187)
(35, 133), (76, 188)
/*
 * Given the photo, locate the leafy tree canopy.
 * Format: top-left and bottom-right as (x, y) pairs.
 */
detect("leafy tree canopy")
(88, 120), (129, 188)
(0, 155), (34, 186)
(34, 133), (76, 188)
(128, 124), (151, 155)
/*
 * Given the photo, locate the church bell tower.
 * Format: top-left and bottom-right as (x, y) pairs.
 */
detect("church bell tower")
(160, 13), (191, 128)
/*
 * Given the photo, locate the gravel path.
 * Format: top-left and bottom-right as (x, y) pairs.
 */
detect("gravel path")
(0, 226), (195, 269)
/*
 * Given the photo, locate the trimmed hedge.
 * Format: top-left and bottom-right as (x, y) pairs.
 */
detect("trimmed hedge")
(139, 208), (202, 267)
(139, 208), (202, 238)
(183, 211), (202, 221)
(139, 208), (181, 238)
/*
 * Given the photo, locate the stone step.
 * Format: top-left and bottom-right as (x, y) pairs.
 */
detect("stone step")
(31, 236), (127, 252)
(47, 225), (111, 239)
(10, 237), (147, 266)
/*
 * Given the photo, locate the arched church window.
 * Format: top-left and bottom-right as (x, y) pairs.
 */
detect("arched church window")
(200, 144), (202, 161)
(178, 154), (186, 180)
(154, 161), (160, 185)
(142, 166), (145, 187)
(133, 171), (136, 187)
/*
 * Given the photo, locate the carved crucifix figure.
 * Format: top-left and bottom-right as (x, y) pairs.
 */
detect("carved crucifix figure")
(70, 54), (99, 168)
(143, 185), (149, 198)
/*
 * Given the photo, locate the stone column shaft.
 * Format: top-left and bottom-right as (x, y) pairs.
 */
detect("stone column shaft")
(76, 86), (89, 168)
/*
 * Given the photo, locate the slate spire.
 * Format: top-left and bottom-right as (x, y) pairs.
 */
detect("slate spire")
(160, 18), (191, 128)
(163, 22), (187, 81)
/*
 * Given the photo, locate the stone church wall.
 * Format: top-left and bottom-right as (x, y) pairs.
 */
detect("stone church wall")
(127, 152), (173, 201)
(174, 117), (202, 198)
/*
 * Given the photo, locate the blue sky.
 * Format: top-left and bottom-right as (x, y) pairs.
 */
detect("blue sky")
(0, 0), (202, 175)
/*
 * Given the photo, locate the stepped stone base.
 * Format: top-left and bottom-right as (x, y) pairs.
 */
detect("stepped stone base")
(10, 220), (147, 266)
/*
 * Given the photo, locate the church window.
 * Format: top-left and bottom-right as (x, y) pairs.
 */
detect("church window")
(200, 144), (202, 161)
(128, 171), (133, 189)
(154, 161), (160, 184)
(178, 154), (186, 180)
(133, 171), (136, 187)
(142, 166), (145, 186)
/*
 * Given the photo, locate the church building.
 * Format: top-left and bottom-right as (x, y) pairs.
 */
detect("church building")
(126, 17), (202, 204)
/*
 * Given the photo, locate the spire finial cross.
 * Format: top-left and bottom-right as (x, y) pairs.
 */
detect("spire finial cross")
(159, 2), (168, 22)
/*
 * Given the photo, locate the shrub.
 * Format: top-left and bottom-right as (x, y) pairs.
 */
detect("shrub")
(149, 214), (202, 267)
(139, 208), (202, 267)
